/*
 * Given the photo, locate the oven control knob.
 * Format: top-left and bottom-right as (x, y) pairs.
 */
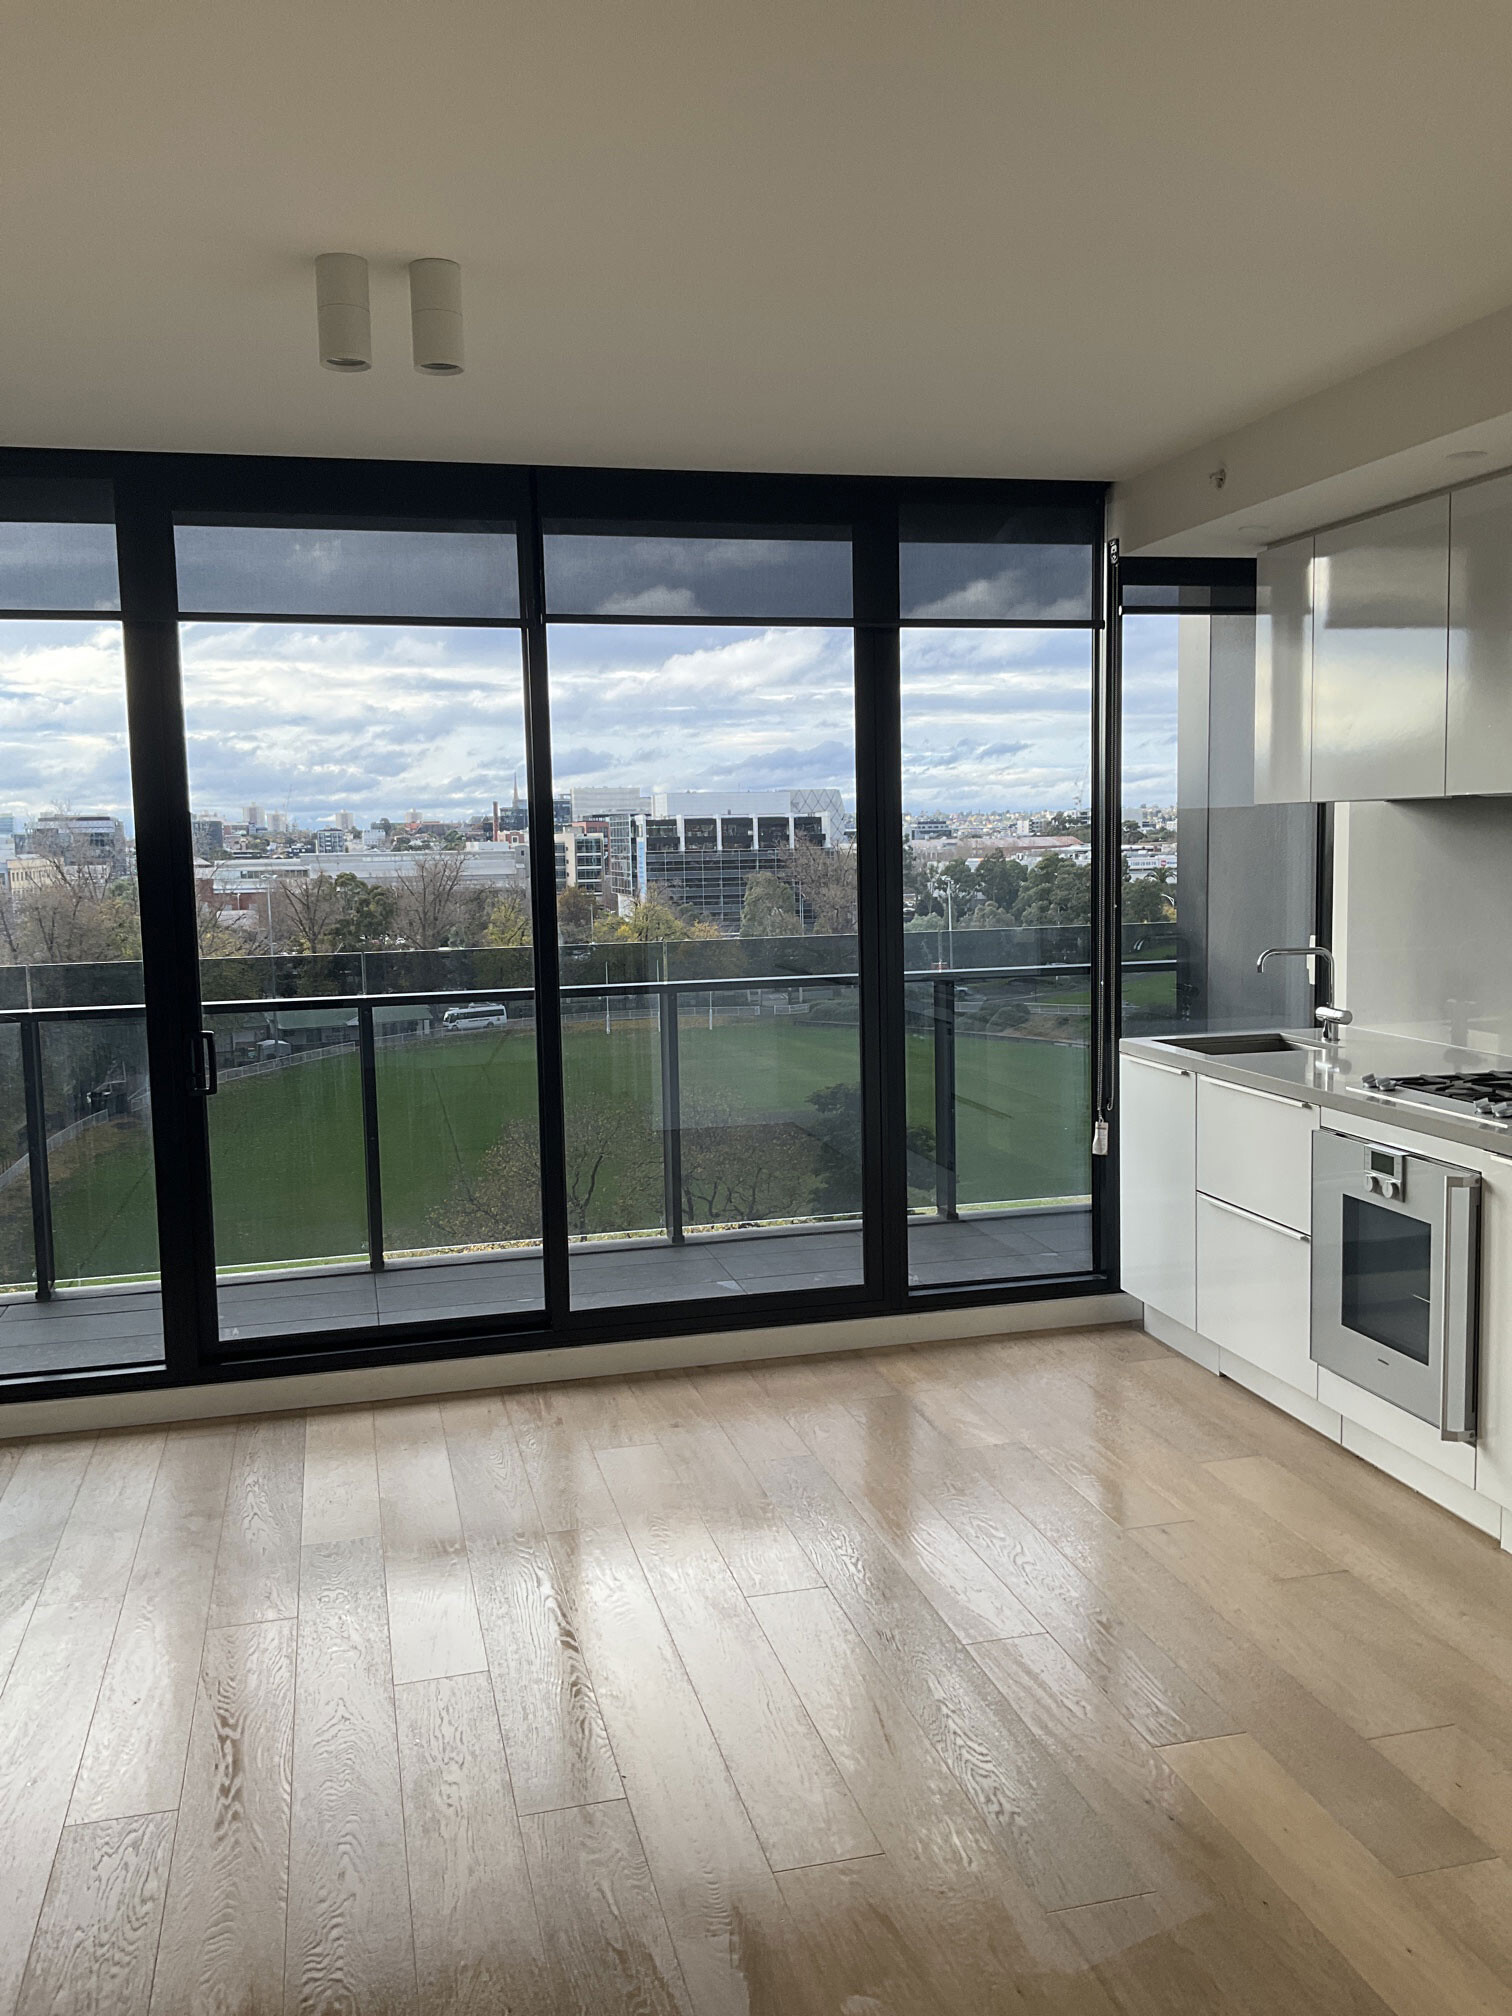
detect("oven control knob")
(1475, 1099), (1500, 1116)
(1362, 1073), (1380, 1089)
(1493, 1101), (1512, 1121)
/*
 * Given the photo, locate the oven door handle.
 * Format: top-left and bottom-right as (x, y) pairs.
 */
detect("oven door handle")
(1441, 1175), (1478, 1443)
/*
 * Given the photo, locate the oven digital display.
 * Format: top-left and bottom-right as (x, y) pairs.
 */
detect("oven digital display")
(1370, 1148), (1399, 1177)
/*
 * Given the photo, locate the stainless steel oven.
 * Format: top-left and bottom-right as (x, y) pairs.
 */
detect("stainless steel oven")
(1311, 1128), (1480, 1440)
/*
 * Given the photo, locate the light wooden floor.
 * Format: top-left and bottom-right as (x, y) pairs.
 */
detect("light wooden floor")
(4, 1325), (1512, 2014)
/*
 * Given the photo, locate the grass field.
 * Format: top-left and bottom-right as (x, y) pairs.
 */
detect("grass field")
(0, 1017), (1090, 1289)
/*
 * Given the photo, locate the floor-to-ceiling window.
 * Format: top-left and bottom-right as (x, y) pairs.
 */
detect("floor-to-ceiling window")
(896, 511), (1100, 1288)
(0, 483), (164, 1378)
(540, 521), (864, 1313)
(0, 460), (1112, 1397)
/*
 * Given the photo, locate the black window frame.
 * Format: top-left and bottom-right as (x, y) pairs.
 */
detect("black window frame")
(0, 447), (1112, 1405)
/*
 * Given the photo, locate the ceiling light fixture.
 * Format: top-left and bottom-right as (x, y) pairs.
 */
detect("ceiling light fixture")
(1447, 448), (1489, 461)
(409, 258), (464, 375)
(314, 253), (372, 372)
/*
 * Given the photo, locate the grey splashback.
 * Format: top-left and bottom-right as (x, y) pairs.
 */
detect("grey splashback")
(1175, 610), (1316, 1031)
(1337, 795), (1512, 1057)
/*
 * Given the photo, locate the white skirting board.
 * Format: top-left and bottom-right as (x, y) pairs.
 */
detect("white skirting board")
(1340, 1416), (1501, 1538)
(1140, 1305), (1221, 1373)
(0, 1290), (1139, 1437)
(1217, 1351), (1343, 1442)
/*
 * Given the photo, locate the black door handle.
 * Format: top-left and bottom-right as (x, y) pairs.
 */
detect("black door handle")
(191, 1029), (219, 1096)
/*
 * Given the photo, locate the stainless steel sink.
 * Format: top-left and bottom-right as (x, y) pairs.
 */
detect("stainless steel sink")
(1158, 1030), (1312, 1057)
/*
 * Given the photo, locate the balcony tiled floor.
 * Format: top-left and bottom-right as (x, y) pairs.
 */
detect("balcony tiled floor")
(0, 1206), (1092, 1379)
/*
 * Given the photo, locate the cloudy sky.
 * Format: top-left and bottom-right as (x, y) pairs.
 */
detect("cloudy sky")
(0, 620), (135, 823)
(0, 612), (1178, 830)
(1120, 615), (1180, 809)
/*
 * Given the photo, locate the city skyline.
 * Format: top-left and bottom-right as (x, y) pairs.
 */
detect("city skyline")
(0, 611), (1181, 829)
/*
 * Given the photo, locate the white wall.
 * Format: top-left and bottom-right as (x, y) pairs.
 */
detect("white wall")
(1335, 797), (1512, 1058)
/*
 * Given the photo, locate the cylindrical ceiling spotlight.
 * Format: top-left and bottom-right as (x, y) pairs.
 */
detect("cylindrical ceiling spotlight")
(409, 258), (464, 375)
(314, 253), (372, 372)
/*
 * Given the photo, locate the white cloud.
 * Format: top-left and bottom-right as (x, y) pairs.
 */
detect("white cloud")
(0, 612), (1162, 833)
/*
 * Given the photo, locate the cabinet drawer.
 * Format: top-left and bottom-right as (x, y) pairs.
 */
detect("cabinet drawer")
(1196, 1075), (1314, 1232)
(1196, 1194), (1314, 1392)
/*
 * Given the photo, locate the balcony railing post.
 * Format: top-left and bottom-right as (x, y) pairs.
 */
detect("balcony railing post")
(932, 975), (958, 1222)
(19, 1017), (56, 1300)
(357, 1002), (385, 1270)
(658, 983), (684, 1244)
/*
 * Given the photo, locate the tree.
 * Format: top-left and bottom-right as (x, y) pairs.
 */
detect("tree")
(598, 892), (721, 943)
(679, 1091), (815, 1226)
(777, 839), (857, 935)
(739, 872), (798, 940)
(804, 1080), (934, 1215)
(428, 1088), (661, 1246)
(1123, 862), (1175, 924)
(330, 872), (397, 951)
(391, 852), (475, 949)
(556, 886), (597, 943)
(902, 840), (940, 919)
(484, 891), (533, 947)
(195, 899), (251, 959)
(270, 872), (345, 955)
(0, 863), (142, 966)
(428, 1116), (542, 1248)
(973, 850), (1028, 917)
(1013, 854), (1091, 927)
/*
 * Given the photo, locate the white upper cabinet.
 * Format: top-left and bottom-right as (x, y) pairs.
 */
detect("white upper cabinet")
(1255, 534), (1314, 804)
(1311, 495), (1450, 803)
(1448, 472), (1512, 796)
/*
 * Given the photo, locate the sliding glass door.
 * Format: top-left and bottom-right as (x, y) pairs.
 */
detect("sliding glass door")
(538, 517), (864, 1316)
(172, 515), (545, 1344)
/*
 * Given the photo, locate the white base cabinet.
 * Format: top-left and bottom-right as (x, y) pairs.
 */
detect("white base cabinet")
(1123, 1051), (1512, 1548)
(1195, 1194), (1315, 1395)
(1119, 1056), (1196, 1329)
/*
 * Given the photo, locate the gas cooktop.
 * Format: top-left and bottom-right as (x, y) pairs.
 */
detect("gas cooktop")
(1360, 1070), (1512, 1123)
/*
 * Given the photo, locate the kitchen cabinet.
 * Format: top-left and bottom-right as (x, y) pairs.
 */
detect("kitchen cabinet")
(1448, 471), (1512, 796)
(1119, 1055), (1195, 1327)
(1311, 494), (1450, 803)
(1196, 1194), (1314, 1393)
(1196, 1076), (1314, 1232)
(1255, 534), (1313, 804)
(1471, 1149), (1512, 1513)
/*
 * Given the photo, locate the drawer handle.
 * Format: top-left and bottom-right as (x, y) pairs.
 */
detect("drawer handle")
(1210, 1079), (1311, 1111)
(1131, 1057), (1191, 1078)
(1201, 1193), (1310, 1241)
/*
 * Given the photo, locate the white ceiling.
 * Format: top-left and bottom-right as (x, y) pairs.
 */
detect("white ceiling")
(9, 0), (1512, 481)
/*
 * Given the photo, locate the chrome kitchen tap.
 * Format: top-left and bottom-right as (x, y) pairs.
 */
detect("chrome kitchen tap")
(1256, 944), (1353, 1045)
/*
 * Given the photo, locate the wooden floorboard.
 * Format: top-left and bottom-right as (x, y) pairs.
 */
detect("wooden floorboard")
(4, 1320), (1512, 2012)
(68, 1424), (236, 1826)
(149, 1618), (295, 2016)
(16, 1812), (174, 2016)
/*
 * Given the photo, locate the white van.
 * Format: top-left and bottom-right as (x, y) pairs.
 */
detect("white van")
(441, 1002), (510, 1032)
